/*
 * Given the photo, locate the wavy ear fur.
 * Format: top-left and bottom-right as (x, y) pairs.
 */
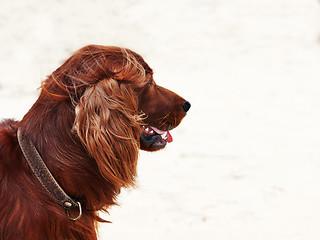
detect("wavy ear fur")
(73, 78), (142, 188)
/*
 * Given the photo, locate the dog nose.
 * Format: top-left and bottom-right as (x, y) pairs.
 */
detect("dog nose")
(182, 101), (191, 113)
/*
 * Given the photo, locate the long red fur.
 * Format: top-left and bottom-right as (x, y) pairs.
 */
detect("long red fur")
(0, 45), (188, 239)
(0, 45), (151, 239)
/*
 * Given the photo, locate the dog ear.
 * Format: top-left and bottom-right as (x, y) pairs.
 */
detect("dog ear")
(73, 79), (142, 188)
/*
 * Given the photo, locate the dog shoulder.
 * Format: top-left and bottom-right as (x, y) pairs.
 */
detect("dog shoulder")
(0, 119), (19, 163)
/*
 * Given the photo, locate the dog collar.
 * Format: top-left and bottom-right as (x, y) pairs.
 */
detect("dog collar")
(17, 128), (82, 221)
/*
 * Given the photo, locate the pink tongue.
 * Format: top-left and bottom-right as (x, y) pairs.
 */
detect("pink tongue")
(166, 131), (173, 143)
(150, 126), (173, 143)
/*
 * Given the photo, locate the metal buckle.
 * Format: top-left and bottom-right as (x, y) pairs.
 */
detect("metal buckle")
(65, 201), (82, 222)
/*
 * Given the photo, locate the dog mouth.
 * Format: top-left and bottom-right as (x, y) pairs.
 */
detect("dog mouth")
(140, 126), (173, 150)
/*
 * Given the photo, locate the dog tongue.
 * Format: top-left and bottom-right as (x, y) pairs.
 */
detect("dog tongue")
(166, 131), (173, 143)
(150, 126), (173, 143)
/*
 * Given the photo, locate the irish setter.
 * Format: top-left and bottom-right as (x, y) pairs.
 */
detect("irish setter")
(0, 45), (190, 239)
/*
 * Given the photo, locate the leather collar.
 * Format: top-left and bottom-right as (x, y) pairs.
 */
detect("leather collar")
(17, 128), (82, 221)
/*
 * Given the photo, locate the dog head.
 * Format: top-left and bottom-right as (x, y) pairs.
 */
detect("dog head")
(39, 45), (190, 187)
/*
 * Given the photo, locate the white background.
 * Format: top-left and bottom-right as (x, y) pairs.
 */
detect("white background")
(0, 0), (320, 239)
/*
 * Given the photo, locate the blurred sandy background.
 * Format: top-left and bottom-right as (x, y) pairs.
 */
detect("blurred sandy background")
(1, 0), (320, 239)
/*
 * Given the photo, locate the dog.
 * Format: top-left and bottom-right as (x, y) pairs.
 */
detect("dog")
(0, 45), (190, 239)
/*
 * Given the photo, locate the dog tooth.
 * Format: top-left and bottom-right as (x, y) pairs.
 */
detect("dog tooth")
(161, 133), (167, 140)
(150, 130), (154, 134)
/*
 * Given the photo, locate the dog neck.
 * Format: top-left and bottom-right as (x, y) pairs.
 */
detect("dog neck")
(17, 128), (82, 221)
